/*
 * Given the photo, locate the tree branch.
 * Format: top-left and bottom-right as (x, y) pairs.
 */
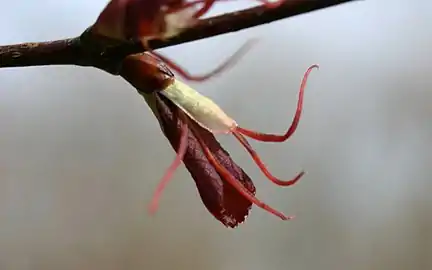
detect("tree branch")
(0, 0), (359, 74)
(0, 38), (83, 68)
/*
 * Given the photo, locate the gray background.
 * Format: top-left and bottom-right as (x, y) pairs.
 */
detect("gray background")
(0, 0), (431, 269)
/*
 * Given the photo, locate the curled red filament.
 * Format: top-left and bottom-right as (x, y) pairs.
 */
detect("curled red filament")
(235, 64), (319, 142)
(148, 121), (189, 214)
(148, 39), (256, 82)
(232, 64), (318, 186)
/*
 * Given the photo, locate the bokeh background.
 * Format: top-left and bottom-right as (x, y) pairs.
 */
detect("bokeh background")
(0, 0), (431, 269)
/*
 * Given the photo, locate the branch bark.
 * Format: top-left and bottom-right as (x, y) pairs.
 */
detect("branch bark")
(0, 0), (360, 74)
(0, 38), (82, 68)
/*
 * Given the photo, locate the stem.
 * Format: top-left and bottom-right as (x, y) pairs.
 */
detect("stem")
(0, 38), (83, 68)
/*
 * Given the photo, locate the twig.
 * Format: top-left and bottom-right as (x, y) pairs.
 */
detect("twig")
(0, 38), (83, 68)
(0, 0), (360, 74)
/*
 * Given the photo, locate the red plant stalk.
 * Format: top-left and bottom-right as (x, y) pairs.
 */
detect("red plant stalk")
(92, 0), (284, 82)
(119, 52), (318, 227)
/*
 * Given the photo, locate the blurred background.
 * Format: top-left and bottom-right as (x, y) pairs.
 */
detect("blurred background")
(0, 0), (431, 269)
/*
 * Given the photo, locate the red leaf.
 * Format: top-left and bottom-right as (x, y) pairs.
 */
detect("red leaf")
(155, 93), (256, 228)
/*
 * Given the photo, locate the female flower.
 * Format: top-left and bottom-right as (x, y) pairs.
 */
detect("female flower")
(120, 52), (318, 227)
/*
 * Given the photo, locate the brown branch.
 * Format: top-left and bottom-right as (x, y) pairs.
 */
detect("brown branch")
(0, 38), (83, 68)
(0, 0), (360, 74)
